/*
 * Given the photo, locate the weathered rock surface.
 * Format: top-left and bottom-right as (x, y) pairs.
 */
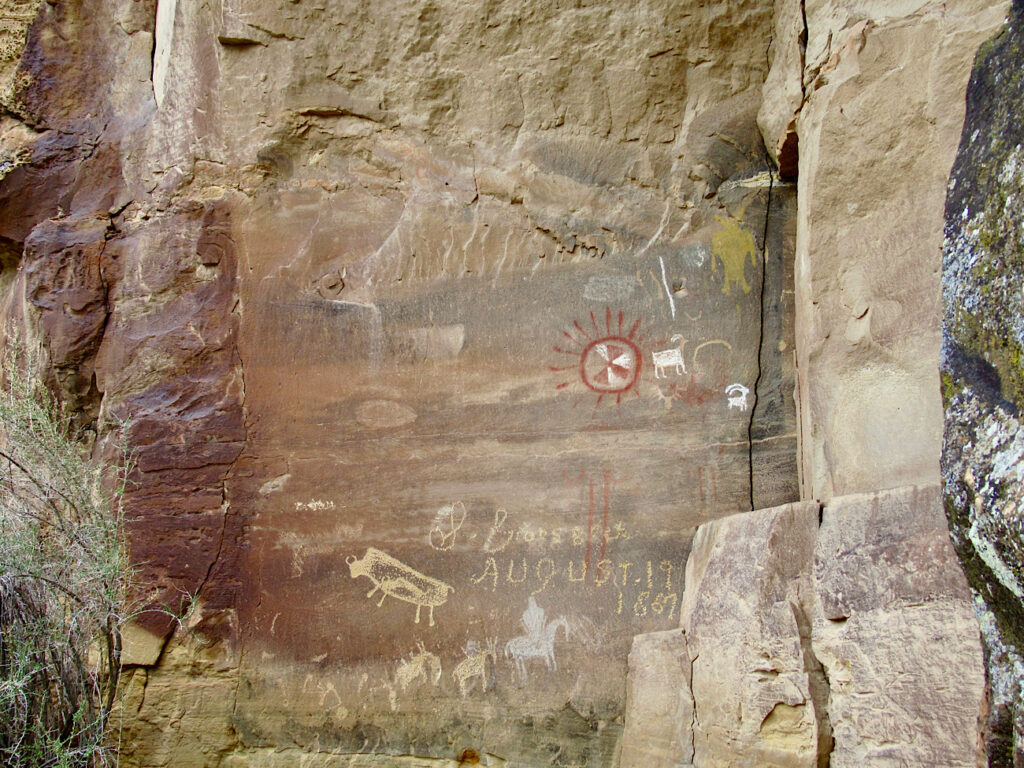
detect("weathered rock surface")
(680, 501), (824, 768)
(619, 629), (692, 768)
(757, 0), (804, 179)
(0, 0), (802, 765)
(0, 0), (1009, 765)
(942, 1), (1024, 762)
(622, 486), (986, 768)
(812, 486), (985, 767)
(792, 0), (1008, 501)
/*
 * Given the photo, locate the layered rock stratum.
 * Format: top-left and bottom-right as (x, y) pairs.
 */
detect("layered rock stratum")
(0, 0), (1016, 766)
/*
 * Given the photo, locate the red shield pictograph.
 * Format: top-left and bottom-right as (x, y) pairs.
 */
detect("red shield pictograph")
(552, 307), (645, 407)
(579, 338), (640, 393)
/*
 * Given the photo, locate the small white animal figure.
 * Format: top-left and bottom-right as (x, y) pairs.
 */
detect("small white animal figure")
(452, 638), (498, 697)
(726, 383), (750, 410)
(652, 335), (687, 378)
(394, 641), (442, 692)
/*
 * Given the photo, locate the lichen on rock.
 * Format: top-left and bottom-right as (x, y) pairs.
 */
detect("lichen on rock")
(942, 1), (1024, 763)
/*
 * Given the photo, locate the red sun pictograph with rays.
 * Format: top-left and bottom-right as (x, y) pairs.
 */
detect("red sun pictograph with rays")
(552, 307), (645, 407)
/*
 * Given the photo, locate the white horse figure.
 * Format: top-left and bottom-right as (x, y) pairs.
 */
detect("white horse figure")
(504, 597), (571, 682)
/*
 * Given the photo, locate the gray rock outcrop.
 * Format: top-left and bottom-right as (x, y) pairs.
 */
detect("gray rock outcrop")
(943, 1), (1024, 761)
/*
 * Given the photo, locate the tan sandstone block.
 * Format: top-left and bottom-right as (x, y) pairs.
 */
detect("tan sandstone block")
(680, 501), (826, 768)
(812, 485), (986, 767)
(620, 629), (693, 768)
(121, 622), (168, 667)
(794, 0), (1009, 501)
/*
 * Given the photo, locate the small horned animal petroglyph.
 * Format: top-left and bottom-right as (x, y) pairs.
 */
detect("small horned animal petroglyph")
(347, 547), (454, 627)
(452, 638), (498, 697)
(652, 335), (687, 378)
(394, 642), (442, 692)
(726, 383), (750, 411)
(505, 597), (570, 682)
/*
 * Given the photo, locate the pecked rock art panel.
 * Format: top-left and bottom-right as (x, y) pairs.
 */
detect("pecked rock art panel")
(226, 175), (796, 764)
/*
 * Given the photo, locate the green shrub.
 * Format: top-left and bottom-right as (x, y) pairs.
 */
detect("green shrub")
(0, 349), (130, 767)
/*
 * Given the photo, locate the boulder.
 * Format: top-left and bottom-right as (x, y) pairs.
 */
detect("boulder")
(679, 501), (826, 768)
(942, 1), (1024, 759)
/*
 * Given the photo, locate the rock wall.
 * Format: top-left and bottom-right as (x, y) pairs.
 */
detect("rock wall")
(778, 0), (1009, 501)
(622, 0), (1013, 766)
(0, 0), (798, 765)
(943, 1), (1024, 762)
(0, 0), (1013, 765)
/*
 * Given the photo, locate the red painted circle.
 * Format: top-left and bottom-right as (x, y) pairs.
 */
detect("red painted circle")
(579, 337), (642, 393)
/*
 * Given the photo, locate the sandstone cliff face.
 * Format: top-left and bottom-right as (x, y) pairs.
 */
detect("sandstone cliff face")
(624, 0), (1013, 766)
(0, 0), (1012, 765)
(775, 0), (1010, 501)
(0, 1), (798, 764)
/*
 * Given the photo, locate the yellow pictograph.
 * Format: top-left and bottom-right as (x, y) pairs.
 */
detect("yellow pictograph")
(711, 215), (757, 294)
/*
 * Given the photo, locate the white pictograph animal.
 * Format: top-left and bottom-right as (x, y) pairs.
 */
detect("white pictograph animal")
(347, 547), (454, 626)
(394, 642), (442, 692)
(726, 383), (750, 410)
(452, 638), (498, 697)
(504, 597), (570, 682)
(652, 335), (687, 378)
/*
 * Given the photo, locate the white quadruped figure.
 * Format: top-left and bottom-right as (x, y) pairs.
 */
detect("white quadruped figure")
(504, 597), (570, 682)
(347, 547), (453, 626)
(652, 335), (687, 378)
(394, 642), (442, 692)
(452, 638), (498, 697)
(726, 383), (750, 410)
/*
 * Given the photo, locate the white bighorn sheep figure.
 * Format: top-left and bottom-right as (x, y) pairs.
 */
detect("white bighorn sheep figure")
(726, 383), (750, 411)
(394, 641), (442, 692)
(652, 335), (687, 378)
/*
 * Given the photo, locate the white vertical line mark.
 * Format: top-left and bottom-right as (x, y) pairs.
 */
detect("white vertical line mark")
(660, 256), (676, 319)
(636, 201), (671, 259)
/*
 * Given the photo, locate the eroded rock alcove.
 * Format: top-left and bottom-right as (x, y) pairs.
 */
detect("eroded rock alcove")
(0, 0), (1018, 766)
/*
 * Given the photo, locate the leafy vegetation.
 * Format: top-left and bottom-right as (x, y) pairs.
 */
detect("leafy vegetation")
(0, 349), (130, 767)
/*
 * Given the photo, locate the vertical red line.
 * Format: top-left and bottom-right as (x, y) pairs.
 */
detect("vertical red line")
(585, 478), (594, 575)
(599, 467), (610, 563)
